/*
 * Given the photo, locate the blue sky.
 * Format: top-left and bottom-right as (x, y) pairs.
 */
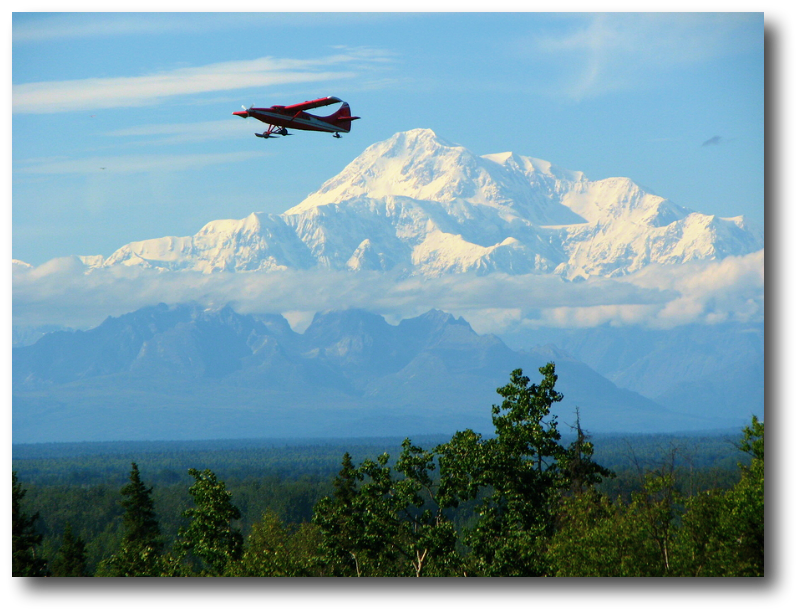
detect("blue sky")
(12, 12), (764, 265)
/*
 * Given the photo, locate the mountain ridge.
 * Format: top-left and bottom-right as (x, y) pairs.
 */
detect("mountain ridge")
(12, 302), (726, 443)
(56, 128), (761, 279)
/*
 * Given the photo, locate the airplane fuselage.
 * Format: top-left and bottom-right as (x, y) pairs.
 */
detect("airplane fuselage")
(233, 97), (358, 139)
(233, 108), (349, 133)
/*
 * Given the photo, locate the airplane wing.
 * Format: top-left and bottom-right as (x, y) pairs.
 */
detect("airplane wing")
(280, 96), (343, 113)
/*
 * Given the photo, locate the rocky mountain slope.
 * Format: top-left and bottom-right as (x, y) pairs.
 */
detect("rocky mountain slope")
(12, 303), (720, 443)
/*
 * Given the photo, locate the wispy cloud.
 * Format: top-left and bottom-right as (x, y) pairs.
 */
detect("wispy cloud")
(105, 119), (247, 146)
(523, 13), (762, 100)
(12, 50), (389, 114)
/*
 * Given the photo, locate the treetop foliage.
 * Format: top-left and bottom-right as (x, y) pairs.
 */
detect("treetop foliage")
(177, 468), (244, 576)
(11, 364), (764, 577)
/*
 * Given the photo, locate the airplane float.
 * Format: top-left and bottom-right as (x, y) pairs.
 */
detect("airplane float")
(233, 96), (360, 139)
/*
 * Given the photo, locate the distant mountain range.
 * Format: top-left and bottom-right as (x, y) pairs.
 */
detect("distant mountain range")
(506, 322), (764, 426)
(65, 129), (762, 280)
(13, 303), (737, 444)
(12, 129), (763, 443)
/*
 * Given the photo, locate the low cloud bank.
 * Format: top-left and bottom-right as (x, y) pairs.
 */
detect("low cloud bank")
(12, 250), (764, 335)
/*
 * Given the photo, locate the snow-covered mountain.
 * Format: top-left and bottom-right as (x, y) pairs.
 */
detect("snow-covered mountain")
(88, 129), (763, 279)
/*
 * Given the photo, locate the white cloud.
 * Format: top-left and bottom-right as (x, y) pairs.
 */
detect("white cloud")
(629, 249), (765, 327)
(105, 119), (245, 146)
(12, 51), (388, 114)
(11, 252), (763, 334)
(514, 250), (765, 330)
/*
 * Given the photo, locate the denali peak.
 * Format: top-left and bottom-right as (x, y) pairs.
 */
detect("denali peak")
(80, 129), (762, 279)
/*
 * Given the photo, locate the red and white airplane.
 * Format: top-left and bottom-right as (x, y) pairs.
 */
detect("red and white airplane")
(233, 96), (360, 139)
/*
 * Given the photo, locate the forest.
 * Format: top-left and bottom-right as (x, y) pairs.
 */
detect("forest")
(12, 363), (764, 577)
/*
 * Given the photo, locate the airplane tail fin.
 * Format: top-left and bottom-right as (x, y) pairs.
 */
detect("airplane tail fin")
(329, 102), (360, 132)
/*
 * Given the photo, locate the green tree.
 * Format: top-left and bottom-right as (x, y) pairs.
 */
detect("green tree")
(314, 443), (464, 577)
(177, 468), (243, 576)
(233, 510), (323, 577)
(437, 364), (578, 576)
(627, 471), (683, 575)
(51, 523), (89, 577)
(728, 416), (764, 575)
(320, 365), (615, 577)
(548, 489), (638, 576)
(350, 441), (462, 576)
(549, 418), (765, 577)
(98, 462), (164, 576)
(672, 489), (731, 576)
(119, 463), (162, 548)
(548, 485), (669, 576)
(560, 408), (614, 495)
(312, 452), (367, 575)
(673, 416), (764, 576)
(12, 472), (49, 576)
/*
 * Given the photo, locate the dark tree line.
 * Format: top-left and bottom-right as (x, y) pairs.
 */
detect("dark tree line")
(12, 472), (49, 576)
(12, 364), (764, 577)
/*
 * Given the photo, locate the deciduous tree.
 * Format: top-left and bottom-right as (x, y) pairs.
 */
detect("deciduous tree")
(177, 468), (243, 575)
(232, 510), (323, 576)
(437, 364), (573, 576)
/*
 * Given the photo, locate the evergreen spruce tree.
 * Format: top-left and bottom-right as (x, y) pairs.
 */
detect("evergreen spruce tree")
(120, 463), (162, 547)
(51, 523), (89, 577)
(12, 472), (49, 577)
(560, 408), (614, 495)
(99, 462), (163, 576)
(314, 447), (463, 577)
(313, 453), (365, 575)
